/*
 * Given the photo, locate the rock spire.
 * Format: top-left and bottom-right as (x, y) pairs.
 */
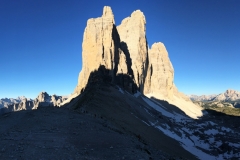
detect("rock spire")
(75, 6), (121, 94)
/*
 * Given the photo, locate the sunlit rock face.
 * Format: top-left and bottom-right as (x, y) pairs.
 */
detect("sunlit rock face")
(214, 89), (240, 101)
(117, 10), (148, 93)
(144, 42), (174, 100)
(75, 6), (121, 94)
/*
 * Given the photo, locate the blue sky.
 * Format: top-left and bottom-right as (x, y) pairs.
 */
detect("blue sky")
(1, 0), (240, 98)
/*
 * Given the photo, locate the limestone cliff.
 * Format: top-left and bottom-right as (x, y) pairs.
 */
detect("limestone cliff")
(144, 42), (174, 100)
(117, 10), (148, 93)
(75, 6), (121, 94)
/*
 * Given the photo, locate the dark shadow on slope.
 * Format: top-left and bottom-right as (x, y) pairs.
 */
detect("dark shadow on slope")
(66, 65), (198, 160)
(79, 65), (138, 96)
(205, 109), (240, 129)
(150, 95), (240, 124)
(205, 109), (238, 117)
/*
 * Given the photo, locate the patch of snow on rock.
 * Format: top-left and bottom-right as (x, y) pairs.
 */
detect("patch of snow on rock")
(155, 125), (216, 160)
(204, 129), (219, 135)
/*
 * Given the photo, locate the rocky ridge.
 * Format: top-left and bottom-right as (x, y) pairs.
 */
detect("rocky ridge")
(73, 6), (202, 119)
(0, 97), (29, 108)
(0, 92), (67, 114)
(190, 89), (240, 102)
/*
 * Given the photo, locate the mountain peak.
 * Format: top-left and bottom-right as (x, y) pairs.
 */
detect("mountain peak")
(130, 9), (146, 23)
(102, 6), (115, 24)
(225, 89), (237, 95)
(37, 91), (50, 102)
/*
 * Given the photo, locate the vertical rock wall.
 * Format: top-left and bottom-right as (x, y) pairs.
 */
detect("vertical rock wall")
(75, 6), (121, 94)
(117, 10), (148, 93)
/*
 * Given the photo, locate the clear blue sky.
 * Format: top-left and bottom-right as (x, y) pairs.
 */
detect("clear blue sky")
(1, 0), (240, 98)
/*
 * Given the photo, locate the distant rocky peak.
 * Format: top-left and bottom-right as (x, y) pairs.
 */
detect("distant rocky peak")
(190, 89), (240, 102)
(37, 92), (50, 102)
(225, 89), (238, 95)
(17, 96), (27, 100)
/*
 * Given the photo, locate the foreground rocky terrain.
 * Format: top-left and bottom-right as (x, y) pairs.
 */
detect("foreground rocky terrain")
(0, 105), (168, 159)
(1, 79), (240, 159)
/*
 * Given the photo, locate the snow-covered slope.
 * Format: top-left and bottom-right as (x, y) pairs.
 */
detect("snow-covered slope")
(146, 93), (204, 119)
(142, 96), (240, 159)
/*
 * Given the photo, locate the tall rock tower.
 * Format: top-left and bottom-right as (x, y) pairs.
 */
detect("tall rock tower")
(75, 6), (121, 94)
(117, 10), (148, 93)
(144, 42), (174, 100)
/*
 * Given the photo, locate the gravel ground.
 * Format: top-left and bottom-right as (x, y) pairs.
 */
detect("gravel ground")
(0, 106), (169, 160)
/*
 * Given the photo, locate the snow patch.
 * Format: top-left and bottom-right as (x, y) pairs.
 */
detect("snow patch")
(142, 97), (187, 122)
(155, 126), (216, 160)
(204, 129), (219, 135)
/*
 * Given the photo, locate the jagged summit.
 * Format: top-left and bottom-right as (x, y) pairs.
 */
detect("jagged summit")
(0, 92), (68, 114)
(225, 89), (238, 95)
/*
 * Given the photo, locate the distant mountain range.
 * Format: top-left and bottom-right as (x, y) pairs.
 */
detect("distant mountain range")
(0, 92), (68, 114)
(189, 89), (240, 102)
(0, 96), (28, 108)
